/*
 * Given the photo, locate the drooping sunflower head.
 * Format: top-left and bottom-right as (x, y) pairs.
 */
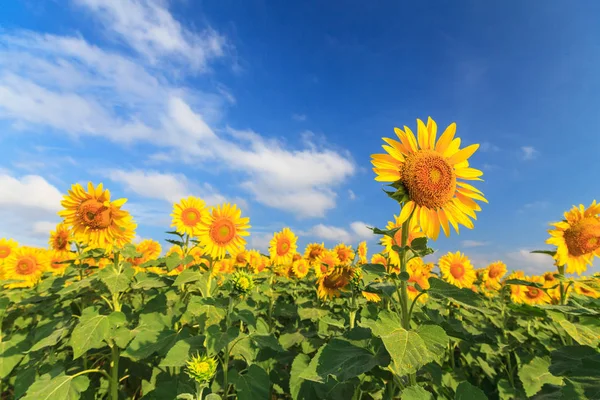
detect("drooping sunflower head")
(58, 182), (136, 251)
(334, 243), (355, 266)
(304, 242), (325, 265)
(315, 250), (340, 277)
(372, 118), (488, 240)
(357, 241), (368, 264)
(484, 261), (507, 283)
(186, 354), (217, 384)
(4, 247), (50, 287)
(546, 201), (600, 275)
(292, 258), (310, 279)
(49, 223), (72, 253)
(317, 266), (353, 300)
(195, 203), (250, 260)
(269, 228), (298, 266)
(381, 216), (425, 267)
(438, 251), (476, 289)
(520, 276), (550, 305)
(171, 196), (208, 236)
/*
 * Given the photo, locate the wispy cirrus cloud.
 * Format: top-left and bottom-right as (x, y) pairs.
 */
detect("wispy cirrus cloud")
(521, 146), (539, 160)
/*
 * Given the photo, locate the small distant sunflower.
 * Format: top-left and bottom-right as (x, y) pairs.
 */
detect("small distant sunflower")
(195, 203), (250, 260)
(247, 250), (267, 273)
(574, 281), (600, 298)
(0, 238), (18, 279)
(439, 251), (476, 288)
(269, 228), (298, 265)
(58, 182), (136, 250)
(131, 239), (162, 268)
(361, 291), (381, 302)
(372, 118), (487, 239)
(292, 258), (310, 279)
(212, 258), (235, 277)
(304, 243), (325, 266)
(520, 276), (550, 305)
(541, 272), (562, 304)
(547, 201), (600, 275)
(49, 223), (72, 253)
(232, 248), (249, 268)
(335, 243), (355, 266)
(317, 267), (352, 300)
(381, 216), (425, 266)
(357, 241), (368, 264)
(504, 271), (526, 303)
(165, 245), (199, 275)
(406, 257), (431, 303)
(48, 250), (75, 276)
(370, 253), (390, 273)
(171, 196), (207, 236)
(315, 250), (340, 278)
(482, 261), (507, 290)
(4, 247), (49, 287)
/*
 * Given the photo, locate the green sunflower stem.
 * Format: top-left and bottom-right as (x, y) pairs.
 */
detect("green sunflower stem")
(398, 214), (417, 386)
(349, 293), (357, 329)
(110, 345), (120, 400)
(222, 296), (235, 396)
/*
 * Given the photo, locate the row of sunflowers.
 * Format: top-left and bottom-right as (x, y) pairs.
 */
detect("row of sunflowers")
(0, 118), (599, 400)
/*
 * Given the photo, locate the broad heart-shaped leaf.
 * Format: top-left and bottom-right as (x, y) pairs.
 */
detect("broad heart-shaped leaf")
(21, 373), (90, 400)
(401, 385), (434, 400)
(297, 306), (329, 321)
(290, 353), (318, 400)
(97, 264), (134, 295)
(547, 311), (600, 347)
(122, 328), (183, 361)
(205, 325), (239, 356)
(0, 332), (29, 378)
(131, 272), (166, 290)
(416, 324), (449, 363)
(359, 311), (431, 376)
(454, 381), (487, 400)
(181, 296), (226, 328)
(159, 336), (205, 367)
(231, 364), (270, 400)
(315, 338), (389, 381)
(70, 307), (110, 359)
(360, 263), (387, 284)
(29, 327), (69, 352)
(549, 345), (600, 378)
(518, 357), (563, 397)
(427, 277), (482, 308)
(172, 267), (202, 286)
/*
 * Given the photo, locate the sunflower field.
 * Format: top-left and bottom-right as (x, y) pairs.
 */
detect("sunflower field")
(1, 118), (600, 400)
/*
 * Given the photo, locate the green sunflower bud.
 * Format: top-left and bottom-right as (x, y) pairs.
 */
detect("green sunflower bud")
(186, 354), (217, 384)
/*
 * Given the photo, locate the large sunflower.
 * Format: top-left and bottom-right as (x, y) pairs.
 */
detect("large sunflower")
(372, 118), (488, 239)
(4, 247), (49, 287)
(58, 183), (136, 250)
(439, 251), (476, 288)
(269, 228), (297, 266)
(334, 243), (355, 266)
(546, 201), (600, 275)
(381, 215), (425, 266)
(171, 197), (208, 236)
(304, 243), (325, 266)
(49, 223), (72, 253)
(195, 203), (250, 260)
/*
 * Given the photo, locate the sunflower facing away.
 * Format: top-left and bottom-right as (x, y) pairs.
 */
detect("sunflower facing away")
(371, 118), (488, 239)
(381, 215), (425, 267)
(439, 251), (476, 289)
(58, 183), (136, 250)
(546, 201), (600, 275)
(269, 228), (298, 266)
(195, 203), (250, 260)
(171, 196), (208, 236)
(4, 247), (50, 288)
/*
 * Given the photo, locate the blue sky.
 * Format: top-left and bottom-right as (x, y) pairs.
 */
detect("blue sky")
(1, 0), (599, 275)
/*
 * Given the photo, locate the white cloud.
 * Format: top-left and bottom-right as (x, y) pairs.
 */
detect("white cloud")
(249, 232), (272, 253)
(0, 173), (63, 246)
(299, 221), (374, 245)
(0, 7), (355, 219)
(461, 240), (489, 248)
(106, 169), (237, 207)
(74, 0), (226, 70)
(348, 189), (356, 200)
(521, 146), (538, 160)
(505, 249), (553, 275)
(480, 142), (500, 152)
(292, 113), (307, 121)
